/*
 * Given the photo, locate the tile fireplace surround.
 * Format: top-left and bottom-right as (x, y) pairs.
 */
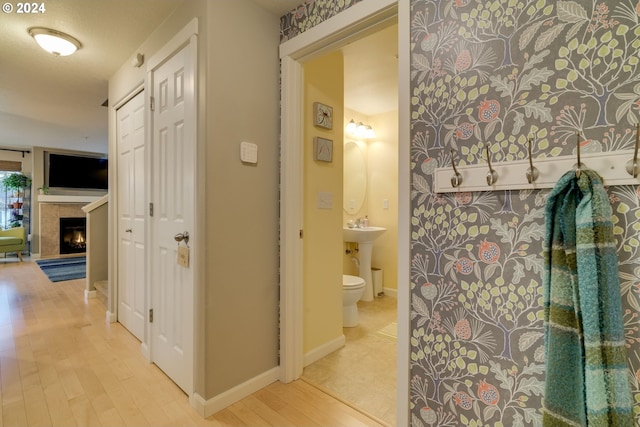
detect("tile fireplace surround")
(39, 203), (86, 257)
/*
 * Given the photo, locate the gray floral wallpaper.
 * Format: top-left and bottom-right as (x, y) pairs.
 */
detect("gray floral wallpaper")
(279, 0), (363, 41)
(281, 0), (640, 425)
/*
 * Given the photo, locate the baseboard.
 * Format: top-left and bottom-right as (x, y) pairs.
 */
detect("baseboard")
(303, 335), (345, 367)
(190, 367), (280, 417)
(84, 289), (97, 300)
(106, 310), (116, 323)
(382, 287), (397, 298)
(30, 253), (41, 259)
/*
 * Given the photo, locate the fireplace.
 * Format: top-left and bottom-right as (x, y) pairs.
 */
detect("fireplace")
(59, 217), (87, 254)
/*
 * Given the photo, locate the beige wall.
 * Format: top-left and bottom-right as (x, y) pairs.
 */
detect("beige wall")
(368, 110), (398, 291)
(303, 51), (344, 354)
(203, 0), (280, 396)
(109, 0), (281, 401)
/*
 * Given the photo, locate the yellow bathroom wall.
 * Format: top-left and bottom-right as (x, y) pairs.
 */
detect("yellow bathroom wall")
(343, 108), (369, 277)
(342, 109), (399, 292)
(369, 110), (398, 292)
(303, 51), (344, 355)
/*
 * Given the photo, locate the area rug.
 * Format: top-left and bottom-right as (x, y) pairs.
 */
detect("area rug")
(376, 322), (397, 340)
(36, 256), (86, 282)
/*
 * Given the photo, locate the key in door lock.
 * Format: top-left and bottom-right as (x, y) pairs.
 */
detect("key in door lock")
(174, 231), (190, 247)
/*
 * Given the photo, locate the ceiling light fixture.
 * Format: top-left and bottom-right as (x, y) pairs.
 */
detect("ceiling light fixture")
(28, 27), (82, 56)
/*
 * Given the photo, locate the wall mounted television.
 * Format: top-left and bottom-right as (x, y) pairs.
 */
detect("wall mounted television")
(45, 152), (108, 190)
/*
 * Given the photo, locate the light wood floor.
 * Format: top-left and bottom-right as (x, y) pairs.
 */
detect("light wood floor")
(0, 259), (385, 427)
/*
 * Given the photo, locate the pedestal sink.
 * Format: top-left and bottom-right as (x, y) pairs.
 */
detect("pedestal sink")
(343, 226), (386, 301)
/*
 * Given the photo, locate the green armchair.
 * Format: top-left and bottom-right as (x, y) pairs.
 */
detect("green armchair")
(0, 227), (26, 261)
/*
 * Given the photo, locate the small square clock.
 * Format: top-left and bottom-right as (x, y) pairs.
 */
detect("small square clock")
(313, 102), (333, 129)
(314, 137), (333, 162)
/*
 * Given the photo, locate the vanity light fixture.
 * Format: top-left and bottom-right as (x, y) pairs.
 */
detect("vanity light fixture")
(346, 119), (376, 139)
(29, 27), (82, 56)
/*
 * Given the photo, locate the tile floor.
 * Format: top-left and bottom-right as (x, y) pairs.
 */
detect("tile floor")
(302, 294), (398, 425)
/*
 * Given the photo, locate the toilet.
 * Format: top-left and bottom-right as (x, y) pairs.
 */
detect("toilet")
(343, 275), (366, 327)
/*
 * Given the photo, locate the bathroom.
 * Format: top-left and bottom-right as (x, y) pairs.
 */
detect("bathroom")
(300, 23), (399, 424)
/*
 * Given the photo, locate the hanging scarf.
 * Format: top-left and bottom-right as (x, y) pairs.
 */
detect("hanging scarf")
(542, 169), (633, 426)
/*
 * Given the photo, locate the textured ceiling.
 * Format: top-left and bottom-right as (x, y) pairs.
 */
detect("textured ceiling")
(0, 0), (395, 154)
(0, 0), (181, 153)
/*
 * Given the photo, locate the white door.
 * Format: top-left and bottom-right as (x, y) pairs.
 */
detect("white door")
(117, 90), (146, 341)
(149, 41), (195, 394)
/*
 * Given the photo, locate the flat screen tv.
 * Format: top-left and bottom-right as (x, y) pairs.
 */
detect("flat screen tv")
(45, 152), (108, 190)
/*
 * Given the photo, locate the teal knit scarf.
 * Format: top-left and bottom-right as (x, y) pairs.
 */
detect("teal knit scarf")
(543, 169), (633, 426)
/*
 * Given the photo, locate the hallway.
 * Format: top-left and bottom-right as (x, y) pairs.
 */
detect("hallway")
(0, 260), (385, 426)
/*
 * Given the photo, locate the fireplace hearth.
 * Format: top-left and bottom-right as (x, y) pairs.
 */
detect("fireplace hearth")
(59, 217), (86, 254)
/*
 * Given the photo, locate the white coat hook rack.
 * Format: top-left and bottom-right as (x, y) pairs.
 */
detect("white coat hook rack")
(435, 146), (640, 194)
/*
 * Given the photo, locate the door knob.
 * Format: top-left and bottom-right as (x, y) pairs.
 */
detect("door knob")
(174, 231), (190, 246)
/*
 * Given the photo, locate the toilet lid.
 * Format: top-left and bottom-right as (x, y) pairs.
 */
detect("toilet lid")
(343, 275), (365, 288)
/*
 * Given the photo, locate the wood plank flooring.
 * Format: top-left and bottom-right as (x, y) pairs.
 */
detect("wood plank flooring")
(0, 260), (385, 427)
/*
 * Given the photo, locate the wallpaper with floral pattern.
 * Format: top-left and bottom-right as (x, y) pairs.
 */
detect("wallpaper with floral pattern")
(279, 0), (364, 41)
(281, 0), (640, 425)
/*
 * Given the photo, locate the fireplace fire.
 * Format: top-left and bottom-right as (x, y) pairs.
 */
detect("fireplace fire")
(59, 217), (87, 254)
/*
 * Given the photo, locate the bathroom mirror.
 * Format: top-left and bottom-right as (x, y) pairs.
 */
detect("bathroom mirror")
(343, 141), (366, 214)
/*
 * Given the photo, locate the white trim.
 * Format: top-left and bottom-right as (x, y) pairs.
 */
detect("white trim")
(279, 0), (397, 60)
(38, 195), (102, 204)
(303, 335), (345, 367)
(140, 342), (150, 361)
(396, 2), (410, 426)
(146, 18), (198, 72)
(279, 55), (305, 383)
(190, 368), (280, 418)
(382, 287), (398, 298)
(279, 2), (410, 427)
(84, 289), (97, 299)
(106, 310), (116, 323)
(81, 194), (108, 213)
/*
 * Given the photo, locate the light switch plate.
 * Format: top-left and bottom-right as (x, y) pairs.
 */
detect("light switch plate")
(240, 141), (258, 164)
(317, 192), (333, 209)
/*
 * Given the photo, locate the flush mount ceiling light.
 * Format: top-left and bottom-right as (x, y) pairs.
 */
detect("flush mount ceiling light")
(28, 27), (82, 56)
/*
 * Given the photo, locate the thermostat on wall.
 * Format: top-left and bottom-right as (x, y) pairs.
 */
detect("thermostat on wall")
(240, 141), (258, 164)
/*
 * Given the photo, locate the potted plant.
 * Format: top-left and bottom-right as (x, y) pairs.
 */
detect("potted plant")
(37, 185), (49, 195)
(1, 173), (31, 194)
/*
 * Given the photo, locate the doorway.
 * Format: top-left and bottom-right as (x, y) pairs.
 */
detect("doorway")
(300, 22), (399, 424)
(279, 1), (411, 426)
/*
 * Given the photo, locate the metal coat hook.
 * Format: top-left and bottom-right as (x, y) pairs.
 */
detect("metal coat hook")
(450, 149), (463, 188)
(525, 137), (539, 184)
(626, 123), (640, 178)
(485, 144), (498, 186)
(575, 131), (582, 178)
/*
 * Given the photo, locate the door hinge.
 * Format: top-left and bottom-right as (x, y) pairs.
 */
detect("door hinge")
(149, 202), (154, 217)
(299, 229), (303, 239)
(150, 96), (155, 112)
(149, 309), (154, 323)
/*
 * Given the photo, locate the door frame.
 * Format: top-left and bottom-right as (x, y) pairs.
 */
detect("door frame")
(278, 1), (410, 426)
(145, 18), (200, 396)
